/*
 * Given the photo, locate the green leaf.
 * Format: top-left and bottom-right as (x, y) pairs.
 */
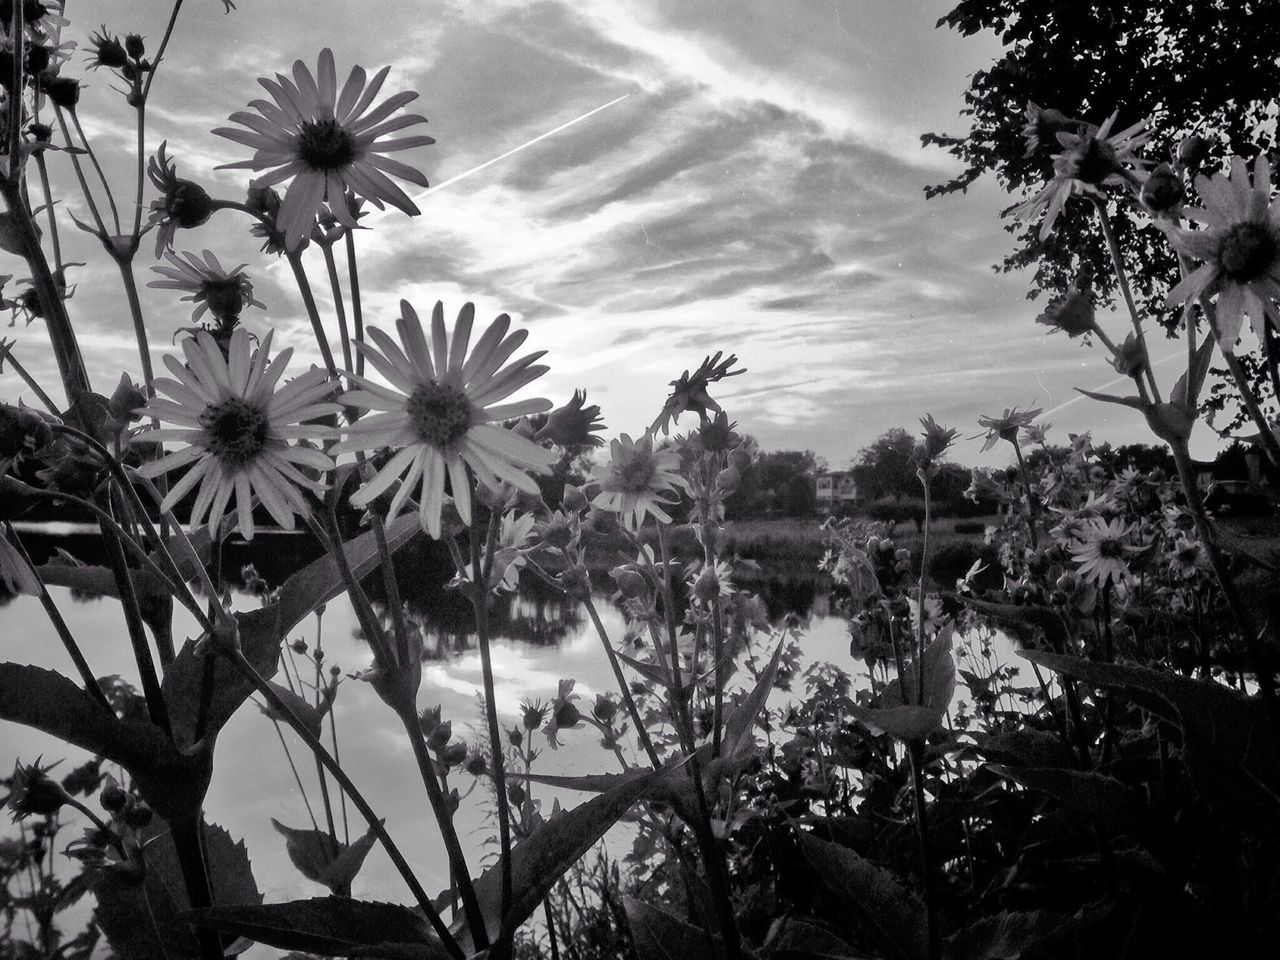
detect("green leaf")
(1021, 649), (1280, 820)
(189, 897), (452, 959)
(95, 819), (261, 960)
(796, 831), (928, 960)
(972, 728), (1074, 769)
(960, 597), (1072, 650)
(162, 514), (420, 749)
(260, 683), (327, 739)
(764, 917), (863, 959)
(1074, 387), (1146, 410)
(623, 898), (711, 959)
(988, 765), (1138, 825)
(946, 905), (1115, 960)
(850, 629), (956, 741)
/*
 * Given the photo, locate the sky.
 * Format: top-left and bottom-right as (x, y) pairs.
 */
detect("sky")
(0, 0), (1221, 468)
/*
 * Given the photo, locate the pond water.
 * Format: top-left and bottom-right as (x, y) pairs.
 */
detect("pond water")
(0, 530), (863, 922)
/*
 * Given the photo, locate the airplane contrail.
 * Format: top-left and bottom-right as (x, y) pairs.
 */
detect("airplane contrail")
(1041, 348), (1184, 418)
(415, 93), (632, 200)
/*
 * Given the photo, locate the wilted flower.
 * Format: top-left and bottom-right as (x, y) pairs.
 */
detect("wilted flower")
(520, 697), (548, 731)
(5, 759), (68, 821)
(1168, 535), (1208, 579)
(1139, 163), (1185, 216)
(148, 249), (265, 326)
(336, 301), (556, 538)
(651, 351), (744, 436)
(536, 389), (604, 447)
(85, 27), (128, 71)
(591, 694), (617, 725)
(690, 410), (741, 455)
(1071, 517), (1139, 586)
(135, 328), (339, 540)
(1110, 332), (1148, 377)
(1020, 102), (1078, 159)
(1162, 155), (1280, 352)
(213, 48), (435, 251)
(146, 142), (215, 257)
(977, 405), (1043, 452)
(1011, 111), (1149, 240)
(1036, 286), (1097, 338)
(543, 679), (582, 748)
(913, 413), (957, 476)
(592, 432), (688, 529)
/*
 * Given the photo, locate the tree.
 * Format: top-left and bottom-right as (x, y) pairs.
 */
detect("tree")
(725, 447), (824, 519)
(851, 428), (918, 503)
(923, 1), (1280, 326)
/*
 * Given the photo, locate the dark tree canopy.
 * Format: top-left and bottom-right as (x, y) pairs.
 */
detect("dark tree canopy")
(851, 428), (918, 502)
(725, 447), (825, 519)
(924, 0), (1280, 317)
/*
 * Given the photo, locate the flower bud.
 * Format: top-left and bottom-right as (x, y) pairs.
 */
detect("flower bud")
(539, 513), (574, 550)
(122, 800), (152, 828)
(521, 700), (547, 730)
(714, 465), (740, 492)
(427, 720), (452, 751)
(24, 44), (49, 75)
(418, 705), (442, 738)
(507, 783), (526, 807)
(465, 753), (487, 777)
(40, 74), (80, 109)
(592, 694), (617, 724)
(88, 29), (129, 70)
(1140, 163), (1184, 214)
(1177, 134), (1211, 170)
(290, 639), (308, 654)
(536, 389), (604, 448)
(556, 563), (591, 600)
(7, 762), (69, 820)
(552, 700), (582, 730)
(441, 742), (468, 767)
(125, 34), (145, 60)
(1111, 332), (1148, 377)
(610, 566), (648, 600)
(508, 726), (524, 747)
(562, 484), (588, 513)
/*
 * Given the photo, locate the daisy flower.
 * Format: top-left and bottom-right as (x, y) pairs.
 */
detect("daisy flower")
(335, 300), (557, 538)
(136, 328), (339, 540)
(1162, 155), (1280, 352)
(592, 432), (689, 530)
(1010, 111), (1149, 240)
(1168, 535), (1208, 580)
(148, 249), (265, 326)
(1070, 516), (1139, 587)
(212, 48), (435, 251)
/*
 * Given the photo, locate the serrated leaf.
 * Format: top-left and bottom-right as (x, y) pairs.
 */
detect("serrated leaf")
(1021, 649), (1280, 820)
(988, 765), (1138, 825)
(765, 917), (862, 959)
(95, 819), (261, 960)
(163, 514), (420, 749)
(623, 897), (710, 959)
(946, 905), (1115, 960)
(796, 831), (927, 960)
(189, 897), (451, 959)
(850, 629), (956, 741)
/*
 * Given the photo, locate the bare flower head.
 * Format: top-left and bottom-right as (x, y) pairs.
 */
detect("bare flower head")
(977, 405), (1043, 452)
(146, 142), (214, 257)
(536, 389), (604, 448)
(1036, 285), (1097, 338)
(651, 351), (744, 436)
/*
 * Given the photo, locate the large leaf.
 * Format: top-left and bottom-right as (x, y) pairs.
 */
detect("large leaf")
(163, 514), (420, 748)
(988, 765), (1138, 826)
(462, 762), (675, 947)
(95, 819), (261, 960)
(764, 917), (863, 959)
(0, 662), (207, 819)
(796, 831), (928, 960)
(961, 597), (1072, 651)
(946, 904), (1115, 960)
(189, 897), (452, 959)
(849, 629), (956, 741)
(623, 897), (711, 959)
(1021, 649), (1280, 820)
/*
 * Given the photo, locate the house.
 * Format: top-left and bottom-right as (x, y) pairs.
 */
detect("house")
(815, 470), (860, 513)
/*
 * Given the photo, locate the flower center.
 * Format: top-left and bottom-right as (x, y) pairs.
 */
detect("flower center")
(1098, 538), (1123, 559)
(1068, 136), (1117, 185)
(296, 118), (357, 171)
(201, 277), (246, 320)
(1217, 222), (1276, 282)
(614, 451), (656, 493)
(201, 398), (270, 468)
(406, 382), (473, 449)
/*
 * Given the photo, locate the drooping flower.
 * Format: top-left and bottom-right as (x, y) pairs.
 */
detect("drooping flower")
(1020, 102), (1079, 159)
(212, 48), (435, 251)
(1010, 111), (1149, 240)
(5, 759), (68, 821)
(1168, 535), (1208, 580)
(146, 142), (215, 258)
(147, 249), (265, 326)
(335, 301), (556, 538)
(135, 328), (339, 540)
(1162, 155), (1280, 351)
(535, 389), (605, 448)
(592, 432), (689, 529)
(1070, 516), (1139, 586)
(651, 352), (744, 436)
(1036, 285), (1097, 338)
(542, 679), (583, 749)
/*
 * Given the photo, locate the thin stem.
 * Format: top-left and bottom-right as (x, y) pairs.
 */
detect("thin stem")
(140, 0), (186, 104)
(1011, 439), (1039, 551)
(53, 107), (108, 236)
(33, 154), (63, 275)
(69, 111), (121, 235)
(345, 231), (365, 378)
(907, 740), (941, 960)
(1093, 196), (1160, 401)
(285, 250), (338, 378)
(6, 2), (22, 176)
(6, 524), (111, 711)
(263, 711), (321, 832)
(470, 510), (513, 929)
(229, 650), (465, 960)
(0, 340), (59, 413)
(321, 243), (354, 374)
(915, 477), (932, 704)
(582, 594), (662, 768)
(114, 258), (155, 392)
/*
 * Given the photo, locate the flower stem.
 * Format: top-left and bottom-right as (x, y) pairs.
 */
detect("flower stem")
(345, 232), (365, 378)
(114, 256), (155, 392)
(1010, 438), (1040, 550)
(285, 250), (339, 378)
(321, 243), (354, 374)
(469, 507), (513, 930)
(908, 739), (941, 960)
(228, 650), (465, 960)
(582, 594), (662, 768)
(1092, 196), (1160, 402)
